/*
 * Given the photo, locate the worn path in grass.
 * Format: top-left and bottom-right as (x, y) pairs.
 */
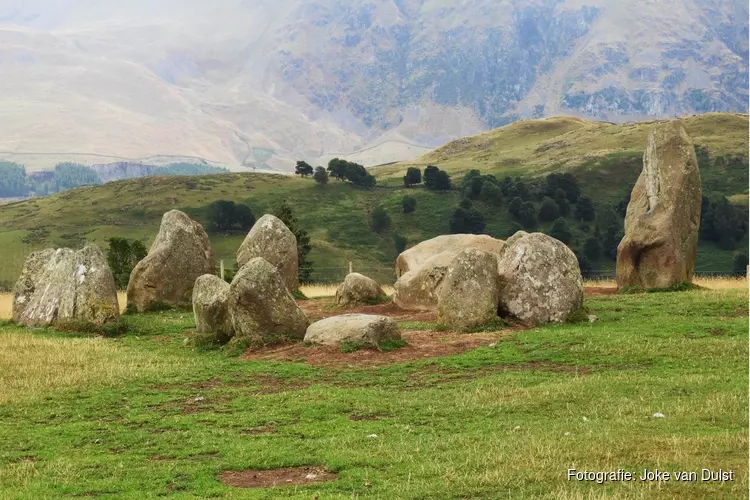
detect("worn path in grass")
(0, 289), (747, 499)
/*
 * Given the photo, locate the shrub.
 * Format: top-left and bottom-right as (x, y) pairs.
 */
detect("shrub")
(538, 196), (560, 222)
(402, 195), (417, 214)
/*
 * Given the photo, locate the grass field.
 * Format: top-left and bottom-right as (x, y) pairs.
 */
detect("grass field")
(0, 287), (747, 498)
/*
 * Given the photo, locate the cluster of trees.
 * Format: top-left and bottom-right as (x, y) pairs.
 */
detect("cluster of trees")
(296, 159), (376, 188)
(106, 237), (147, 289)
(700, 196), (749, 250)
(206, 200), (256, 232)
(403, 165), (452, 190)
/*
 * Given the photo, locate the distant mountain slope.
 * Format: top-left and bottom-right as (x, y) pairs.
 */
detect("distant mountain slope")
(0, 0), (746, 172)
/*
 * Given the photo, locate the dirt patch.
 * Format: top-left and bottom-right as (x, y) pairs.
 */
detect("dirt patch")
(244, 329), (511, 367)
(299, 298), (435, 323)
(585, 286), (618, 296)
(219, 466), (337, 489)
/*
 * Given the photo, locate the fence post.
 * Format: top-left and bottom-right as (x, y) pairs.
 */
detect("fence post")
(220, 260), (225, 281)
(349, 261), (353, 275)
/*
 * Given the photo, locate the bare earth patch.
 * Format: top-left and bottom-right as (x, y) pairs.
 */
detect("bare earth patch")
(219, 466), (337, 489)
(584, 286), (618, 297)
(244, 329), (511, 366)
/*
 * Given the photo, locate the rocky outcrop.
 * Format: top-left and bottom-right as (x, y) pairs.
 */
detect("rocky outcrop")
(126, 210), (215, 312)
(616, 121), (702, 290)
(13, 245), (120, 327)
(437, 249), (501, 329)
(335, 273), (386, 307)
(228, 257), (309, 344)
(395, 234), (505, 277)
(192, 274), (233, 343)
(497, 232), (583, 325)
(236, 214), (299, 292)
(304, 314), (401, 347)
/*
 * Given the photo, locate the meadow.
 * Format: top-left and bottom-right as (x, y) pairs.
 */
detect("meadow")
(0, 283), (747, 499)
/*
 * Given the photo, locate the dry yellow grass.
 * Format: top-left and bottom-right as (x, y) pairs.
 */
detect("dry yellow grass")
(300, 284), (394, 298)
(0, 331), (191, 404)
(583, 276), (748, 290)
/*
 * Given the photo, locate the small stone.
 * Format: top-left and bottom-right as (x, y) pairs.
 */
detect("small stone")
(588, 315), (599, 323)
(366, 434), (378, 439)
(652, 412), (666, 418)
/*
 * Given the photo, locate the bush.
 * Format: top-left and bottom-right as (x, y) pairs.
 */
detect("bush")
(519, 201), (537, 229)
(206, 200), (256, 231)
(402, 195), (417, 214)
(394, 232), (408, 254)
(449, 203), (485, 234)
(313, 166), (329, 185)
(424, 165), (452, 190)
(480, 181), (502, 205)
(575, 195), (596, 222)
(371, 205), (390, 233)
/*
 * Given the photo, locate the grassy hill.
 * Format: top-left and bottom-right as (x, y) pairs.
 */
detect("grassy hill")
(0, 114), (747, 288)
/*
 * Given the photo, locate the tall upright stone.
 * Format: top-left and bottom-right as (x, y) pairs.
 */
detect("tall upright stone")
(127, 210), (215, 312)
(236, 214), (299, 292)
(616, 121), (702, 290)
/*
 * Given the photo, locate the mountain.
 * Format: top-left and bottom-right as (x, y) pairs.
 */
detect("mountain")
(0, 113), (746, 289)
(0, 0), (747, 172)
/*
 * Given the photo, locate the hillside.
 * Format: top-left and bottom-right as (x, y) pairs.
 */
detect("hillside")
(0, 0), (746, 171)
(0, 114), (746, 288)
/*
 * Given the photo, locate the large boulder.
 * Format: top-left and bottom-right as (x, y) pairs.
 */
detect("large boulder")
(497, 232), (583, 325)
(13, 245), (120, 327)
(304, 314), (401, 347)
(393, 251), (455, 311)
(127, 210), (215, 312)
(228, 257), (309, 344)
(617, 121), (702, 290)
(395, 234), (505, 277)
(335, 273), (386, 307)
(437, 249), (501, 329)
(192, 274), (233, 343)
(236, 214), (298, 292)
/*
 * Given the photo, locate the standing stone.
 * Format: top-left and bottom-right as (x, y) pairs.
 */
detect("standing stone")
(617, 121), (702, 290)
(192, 274), (233, 343)
(127, 210), (215, 312)
(437, 249), (500, 329)
(497, 232), (583, 325)
(13, 245), (120, 327)
(228, 257), (309, 344)
(304, 314), (401, 347)
(335, 273), (386, 307)
(236, 214), (298, 292)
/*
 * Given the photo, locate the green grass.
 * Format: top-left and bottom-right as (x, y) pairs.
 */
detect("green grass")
(0, 114), (746, 287)
(0, 289), (746, 498)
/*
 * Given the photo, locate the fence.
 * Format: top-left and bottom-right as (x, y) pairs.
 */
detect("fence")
(0, 245), (746, 291)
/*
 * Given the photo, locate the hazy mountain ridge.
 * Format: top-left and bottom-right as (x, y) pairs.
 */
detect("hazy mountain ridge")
(0, 0), (746, 171)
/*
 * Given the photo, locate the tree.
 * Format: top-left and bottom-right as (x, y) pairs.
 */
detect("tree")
(462, 170), (483, 199)
(596, 206), (623, 259)
(554, 188), (571, 216)
(233, 204), (256, 230)
(403, 167), (422, 187)
(480, 181), (502, 205)
(402, 195), (417, 214)
(548, 218), (572, 244)
(583, 237), (602, 261)
(519, 201), (537, 229)
(206, 200), (237, 231)
(508, 197), (523, 219)
(371, 205), (390, 233)
(206, 200), (255, 231)
(53, 163), (102, 192)
(575, 195), (596, 222)
(327, 158), (347, 181)
(711, 197), (740, 249)
(538, 196), (560, 222)
(0, 162), (28, 197)
(449, 203), (485, 234)
(424, 165), (451, 190)
(274, 201), (313, 283)
(423, 165), (439, 188)
(294, 161), (314, 177)
(435, 170), (452, 190)
(394, 233), (408, 254)
(576, 252), (592, 276)
(313, 166), (329, 185)
(546, 172), (580, 203)
(107, 238), (146, 289)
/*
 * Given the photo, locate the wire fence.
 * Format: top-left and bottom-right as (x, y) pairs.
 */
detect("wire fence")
(0, 246), (745, 291)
